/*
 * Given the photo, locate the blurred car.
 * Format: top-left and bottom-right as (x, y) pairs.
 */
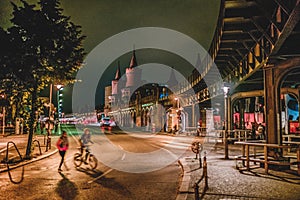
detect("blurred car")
(100, 116), (116, 129)
(60, 114), (79, 124)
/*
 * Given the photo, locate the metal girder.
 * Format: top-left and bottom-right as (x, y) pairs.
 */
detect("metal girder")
(254, 0), (282, 31)
(271, 0), (300, 55)
(224, 21), (257, 31)
(248, 31), (269, 54)
(225, 0), (257, 9)
(222, 32), (253, 41)
(241, 41), (261, 69)
(217, 60), (236, 75)
(235, 49), (246, 59)
(274, 0), (292, 15)
(251, 17), (275, 46)
(220, 42), (244, 49)
(224, 17), (250, 23)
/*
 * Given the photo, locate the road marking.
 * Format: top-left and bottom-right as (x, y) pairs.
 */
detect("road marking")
(121, 153), (126, 160)
(87, 168), (113, 184)
(150, 144), (178, 160)
(118, 145), (124, 150)
(66, 128), (81, 146)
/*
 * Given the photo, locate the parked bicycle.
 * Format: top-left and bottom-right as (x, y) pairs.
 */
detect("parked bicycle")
(73, 145), (98, 169)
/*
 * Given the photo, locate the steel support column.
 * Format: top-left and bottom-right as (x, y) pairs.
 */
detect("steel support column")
(264, 64), (281, 144)
(264, 58), (300, 144)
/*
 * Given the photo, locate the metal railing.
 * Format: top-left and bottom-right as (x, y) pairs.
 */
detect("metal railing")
(235, 141), (300, 175)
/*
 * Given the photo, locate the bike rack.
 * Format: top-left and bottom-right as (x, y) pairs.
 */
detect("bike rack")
(32, 139), (42, 155)
(5, 141), (25, 184)
(191, 141), (203, 168)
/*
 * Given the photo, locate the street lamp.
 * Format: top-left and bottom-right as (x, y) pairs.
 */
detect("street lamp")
(0, 93), (6, 136)
(174, 97), (180, 132)
(174, 97), (179, 109)
(223, 84), (230, 159)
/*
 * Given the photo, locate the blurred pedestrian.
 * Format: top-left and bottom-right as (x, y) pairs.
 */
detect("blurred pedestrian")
(56, 130), (69, 171)
(257, 123), (265, 140)
(80, 128), (93, 163)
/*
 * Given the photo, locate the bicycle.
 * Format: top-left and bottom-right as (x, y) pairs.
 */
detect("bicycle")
(73, 145), (98, 170)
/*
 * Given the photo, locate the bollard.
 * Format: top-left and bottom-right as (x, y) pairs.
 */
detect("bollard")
(203, 152), (208, 190)
(194, 183), (200, 200)
(45, 136), (51, 152)
(224, 131), (229, 159)
(199, 151), (202, 168)
(198, 143), (203, 168)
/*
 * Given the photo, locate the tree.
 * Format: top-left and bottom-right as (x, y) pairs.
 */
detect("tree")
(6, 0), (85, 158)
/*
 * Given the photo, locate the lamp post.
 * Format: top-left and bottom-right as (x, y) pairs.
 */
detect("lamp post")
(223, 85), (230, 159)
(0, 93), (8, 136)
(175, 97), (179, 109)
(174, 97), (180, 132)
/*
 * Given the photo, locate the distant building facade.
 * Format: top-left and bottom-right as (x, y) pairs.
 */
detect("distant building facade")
(104, 50), (185, 132)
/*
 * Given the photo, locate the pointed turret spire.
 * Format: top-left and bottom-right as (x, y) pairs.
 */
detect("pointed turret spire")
(166, 67), (178, 87)
(195, 53), (202, 69)
(114, 61), (121, 80)
(129, 49), (137, 68)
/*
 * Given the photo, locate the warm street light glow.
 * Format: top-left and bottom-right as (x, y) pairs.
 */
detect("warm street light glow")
(56, 84), (63, 90)
(223, 86), (230, 97)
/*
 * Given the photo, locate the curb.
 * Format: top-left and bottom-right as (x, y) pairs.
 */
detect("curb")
(176, 158), (191, 200)
(0, 146), (58, 173)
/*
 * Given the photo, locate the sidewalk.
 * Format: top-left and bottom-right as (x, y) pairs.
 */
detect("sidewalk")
(177, 143), (300, 200)
(0, 134), (58, 173)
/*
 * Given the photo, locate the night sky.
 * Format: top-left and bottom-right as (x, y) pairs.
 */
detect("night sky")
(0, 0), (221, 113)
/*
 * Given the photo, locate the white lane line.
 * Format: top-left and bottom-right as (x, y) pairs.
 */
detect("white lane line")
(160, 140), (191, 146)
(150, 144), (178, 160)
(117, 145), (126, 160)
(160, 143), (189, 150)
(87, 168), (114, 184)
(68, 130), (81, 146)
(121, 153), (126, 160)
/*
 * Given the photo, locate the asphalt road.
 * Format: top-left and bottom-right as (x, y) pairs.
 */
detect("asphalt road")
(0, 125), (195, 200)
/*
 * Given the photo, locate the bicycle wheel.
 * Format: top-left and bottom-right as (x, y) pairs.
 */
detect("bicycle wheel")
(74, 153), (83, 167)
(88, 154), (98, 169)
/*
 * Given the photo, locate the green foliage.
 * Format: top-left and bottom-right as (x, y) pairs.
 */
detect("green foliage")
(0, 0), (85, 156)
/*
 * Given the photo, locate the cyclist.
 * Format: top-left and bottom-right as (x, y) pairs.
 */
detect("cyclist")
(79, 128), (93, 163)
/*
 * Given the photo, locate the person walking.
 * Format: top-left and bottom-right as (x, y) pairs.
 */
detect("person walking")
(56, 130), (69, 172)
